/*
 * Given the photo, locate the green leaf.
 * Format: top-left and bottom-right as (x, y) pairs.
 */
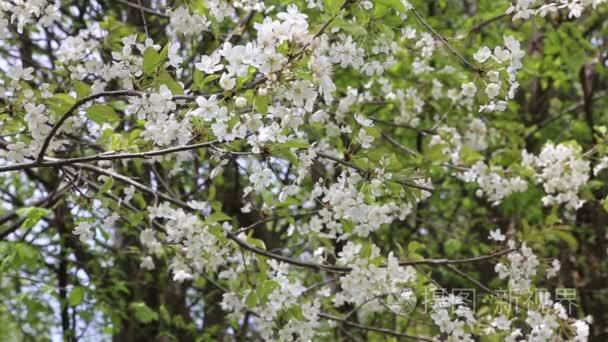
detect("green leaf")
(274, 139), (310, 150)
(158, 71), (183, 95)
(324, 0), (343, 15)
(245, 292), (258, 309)
(193, 69), (204, 90)
(10, 242), (40, 268)
(272, 148), (299, 165)
(86, 104), (119, 125)
(459, 145), (484, 164)
(360, 243), (372, 259)
(68, 286), (85, 306)
(99, 177), (114, 194)
(159, 305), (171, 324)
(204, 212), (231, 224)
(74, 81), (91, 99)
(602, 197), (608, 213)
(130, 302), (158, 324)
(444, 239), (462, 256)
(334, 19), (367, 36)
(245, 237), (266, 250)
(352, 157), (370, 170)
(546, 229), (578, 251)
(375, 0), (406, 12)
(286, 306), (305, 321)
(46, 94), (76, 115)
(17, 207), (51, 230)
(407, 241), (425, 255)
(258, 280), (278, 303)
(143, 47), (164, 74)
(254, 96), (269, 114)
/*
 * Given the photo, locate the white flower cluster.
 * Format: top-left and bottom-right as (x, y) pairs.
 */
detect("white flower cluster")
(362, 33), (398, 76)
(3, 96), (78, 163)
(523, 297), (590, 341)
(220, 260), (322, 341)
(459, 161), (528, 206)
(189, 94), (248, 143)
(110, 35), (146, 81)
(334, 243), (416, 307)
(57, 34), (100, 64)
(482, 293), (591, 342)
(464, 118), (489, 152)
(263, 261), (321, 341)
(168, 6), (209, 36)
(430, 294), (476, 341)
(507, 0), (607, 20)
(522, 143), (591, 210)
(0, 0), (59, 34)
(73, 212), (119, 243)
(127, 85), (192, 147)
(471, 36), (525, 113)
(429, 126), (464, 165)
(428, 123), (497, 203)
(400, 25), (437, 75)
(73, 221), (94, 242)
(428, 119), (488, 158)
(146, 202), (232, 281)
(300, 171), (417, 238)
(207, 0), (236, 22)
(396, 87), (425, 127)
(495, 242), (539, 294)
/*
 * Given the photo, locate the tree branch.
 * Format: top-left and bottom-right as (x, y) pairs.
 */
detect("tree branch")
(3, 139), (225, 173)
(36, 90), (143, 164)
(318, 312), (434, 341)
(116, 0), (169, 18)
(68, 163), (510, 273)
(411, 7), (484, 74)
(316, 151), (434, 193)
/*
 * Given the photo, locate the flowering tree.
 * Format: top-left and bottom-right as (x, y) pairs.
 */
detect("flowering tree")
(0, 0), (607, 340)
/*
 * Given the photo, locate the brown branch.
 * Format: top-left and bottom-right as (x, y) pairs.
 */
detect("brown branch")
(400, 248), (515, 266)
(444, 264), (498, 296)
(469, 13), (509, 34)
(34, 90), (206, 164)
(2, 139), (225, 173)
(116, 0), (169, 18)
(36, 90), (142, 164)
(318, 313), (434, 341)
(315, 151), (434, 193)
(136, 0), (150, 37)
(381, 132), (419, 156)
(68, 163), (509, 273)
(372, 118), (437, 135)
(0, 183), (73, 239)
(411, 7), (484, 74)
(224, 11), (255, 44)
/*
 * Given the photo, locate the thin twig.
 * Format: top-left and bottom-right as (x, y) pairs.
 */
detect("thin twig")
(400, 248), (515, 266)
(318, 313), (434, 342)
(316, 151), (434, 193)
(469, 13), (509, 34)
(411, 7), (483, 74)
(69, 163), (510, 273)
(3, 139), (225, 173)
(372, 118), (437, 135)
(36, 90), (142, 164)
(117, 0), (169, 18)
(381, 132), (418, 156)
(137, 0), (150, 37)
